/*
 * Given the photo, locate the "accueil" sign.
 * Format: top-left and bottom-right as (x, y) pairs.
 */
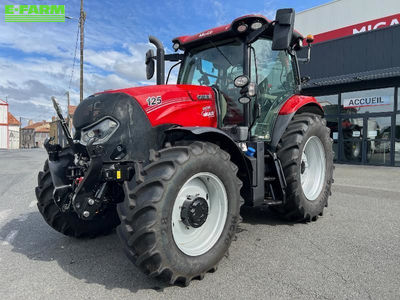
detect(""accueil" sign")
(343, 95), (391, 108)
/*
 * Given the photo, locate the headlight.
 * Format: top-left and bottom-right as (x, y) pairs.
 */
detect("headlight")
(234, 75), (249, 88)
(250, 21), (263, 30)
(236, 23), (248, 33)
(80, 118), (119, 145)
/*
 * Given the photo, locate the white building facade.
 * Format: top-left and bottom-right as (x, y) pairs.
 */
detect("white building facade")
(295, 0), (400, 43)
(0, 99), (8, 149)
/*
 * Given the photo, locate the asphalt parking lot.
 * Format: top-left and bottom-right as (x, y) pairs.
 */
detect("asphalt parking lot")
(0, 149), (399, 299)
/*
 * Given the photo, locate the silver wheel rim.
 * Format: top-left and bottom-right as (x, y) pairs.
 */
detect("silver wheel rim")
(300, 136), (326, 201)
(172, 172), (228, 256)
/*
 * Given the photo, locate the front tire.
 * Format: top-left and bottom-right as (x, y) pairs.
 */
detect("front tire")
(117, 141), (242, 285)
(35, 160), (120, 238)
(276, 113), (334, 221)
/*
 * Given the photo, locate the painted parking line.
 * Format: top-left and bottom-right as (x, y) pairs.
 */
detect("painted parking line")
(17, 215), (28, 222)
(29, 200), (38, 208)
(0, 209), (12, 225)
(2, 230), (18, 246)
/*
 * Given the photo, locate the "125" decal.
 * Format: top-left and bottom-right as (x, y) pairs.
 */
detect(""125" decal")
(146, 96), (162, 106)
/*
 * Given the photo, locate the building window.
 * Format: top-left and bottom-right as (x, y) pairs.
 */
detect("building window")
(368, 117), (392, 139)
(341, 87), (395, 115)
(315, 94), (339, 115)
(325, 116), (339, 161)
(396, 114), (400, 166)
(341, 117), (363, 162)
(366, 116), (392, 165)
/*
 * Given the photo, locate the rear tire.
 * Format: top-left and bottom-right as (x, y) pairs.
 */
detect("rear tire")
(276, 113), (334, 221)
(35, 160), (120, 238)
(117, 141), (242, 285)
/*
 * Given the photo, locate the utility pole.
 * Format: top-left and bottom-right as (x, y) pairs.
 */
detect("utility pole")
(79, 0), (86, 102)
(66, 91), (71, 134)
(66, 91), (70, 115)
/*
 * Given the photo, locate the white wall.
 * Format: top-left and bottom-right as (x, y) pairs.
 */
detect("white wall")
(0, 105), (7, 149)
(0, 126), (7, 149)
(8, 125), (20, 149)
(0, 104), (7, 124)
(296, 0), (400, 35)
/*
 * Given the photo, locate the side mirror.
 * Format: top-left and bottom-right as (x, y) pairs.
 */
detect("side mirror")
(272, 8), (295, 50)
(145, 49), (155, 80)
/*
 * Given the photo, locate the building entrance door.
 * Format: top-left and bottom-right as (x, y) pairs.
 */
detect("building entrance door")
(341, 115), (393, 165)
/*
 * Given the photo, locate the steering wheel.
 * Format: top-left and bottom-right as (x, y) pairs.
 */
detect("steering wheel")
(198, 74), (210, 86)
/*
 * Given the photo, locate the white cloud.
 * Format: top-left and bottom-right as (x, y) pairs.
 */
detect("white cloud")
(0, 51), (150, 121)
(0, 0), (286, 122)
(213, 1), (227, 26)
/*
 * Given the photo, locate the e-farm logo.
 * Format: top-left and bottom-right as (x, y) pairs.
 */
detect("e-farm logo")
(5, 4), (65, 22)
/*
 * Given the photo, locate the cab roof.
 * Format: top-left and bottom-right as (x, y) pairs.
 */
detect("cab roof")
(172, 14), (303, 50)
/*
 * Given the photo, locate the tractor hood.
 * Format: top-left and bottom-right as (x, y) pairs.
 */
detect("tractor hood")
(101, 84), (218, 127)
(72, 84), (218, 162)
(74, 84), (218, 132)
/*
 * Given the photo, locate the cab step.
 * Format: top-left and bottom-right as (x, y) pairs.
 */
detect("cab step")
(264, 199), (283, 206)
(264, 176), (276, 182)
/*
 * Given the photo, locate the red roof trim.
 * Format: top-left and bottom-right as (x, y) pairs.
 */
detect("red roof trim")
(8, 112), (20, 126)
(173, 14), (272, 46)
(23, 121), (48, 129)
(35, 129), (50, 133)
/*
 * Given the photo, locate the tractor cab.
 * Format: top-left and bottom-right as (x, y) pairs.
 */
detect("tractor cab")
(146, 10), (312, 142)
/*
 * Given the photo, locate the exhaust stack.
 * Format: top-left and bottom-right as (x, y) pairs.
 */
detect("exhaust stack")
(149, 36), (165, 85)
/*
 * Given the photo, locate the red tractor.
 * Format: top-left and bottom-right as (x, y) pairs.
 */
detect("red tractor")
(36, 9), (333, 285)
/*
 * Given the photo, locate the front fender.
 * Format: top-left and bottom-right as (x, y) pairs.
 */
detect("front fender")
(165, 126), (251, 198)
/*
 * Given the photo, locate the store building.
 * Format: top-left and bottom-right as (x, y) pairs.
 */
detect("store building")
(295, 0), (400, 166)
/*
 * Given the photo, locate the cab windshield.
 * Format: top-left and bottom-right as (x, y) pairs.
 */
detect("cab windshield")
(178, 38), (296, 138)
(178, 38), (245, 125)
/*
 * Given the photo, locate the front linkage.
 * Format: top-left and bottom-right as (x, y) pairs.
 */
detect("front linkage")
(44, 136), (132, 221)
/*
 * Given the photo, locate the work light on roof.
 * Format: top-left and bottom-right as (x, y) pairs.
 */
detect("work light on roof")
(237, 23), (248, 33)
(173, 42), (180, 51)
(250, 21), (263, 30)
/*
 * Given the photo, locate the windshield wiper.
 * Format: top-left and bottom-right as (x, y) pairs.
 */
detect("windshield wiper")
(208, 40), (233, 67)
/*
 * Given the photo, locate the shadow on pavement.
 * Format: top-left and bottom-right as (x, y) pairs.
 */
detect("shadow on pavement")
(0, 211), (168, 293)
(240, 206), (296, 226)
(0, 207), (292, 293)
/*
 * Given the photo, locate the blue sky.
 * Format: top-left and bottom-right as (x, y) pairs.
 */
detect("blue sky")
(0, 0), (326, 122)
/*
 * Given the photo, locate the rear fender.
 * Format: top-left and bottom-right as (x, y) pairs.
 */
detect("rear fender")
(270, 96), (324, 150)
